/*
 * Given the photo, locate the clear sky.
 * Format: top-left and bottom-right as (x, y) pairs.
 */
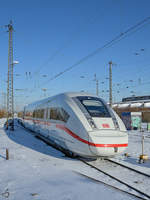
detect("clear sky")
(0, 0), (150, 110)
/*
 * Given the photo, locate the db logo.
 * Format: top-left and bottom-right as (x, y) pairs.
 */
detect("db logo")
(102, 123), (110, 128)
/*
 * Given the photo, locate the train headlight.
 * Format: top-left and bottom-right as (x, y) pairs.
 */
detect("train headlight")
(112, 117), (120, 130)
(114, 147), (118, 153)
(87, 118), (97, 129)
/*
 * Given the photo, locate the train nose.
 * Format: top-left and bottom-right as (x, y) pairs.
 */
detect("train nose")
(88, 130), (128, 157)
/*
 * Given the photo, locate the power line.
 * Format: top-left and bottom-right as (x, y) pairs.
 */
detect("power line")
(26, 15), (150, 97)
(37, 15), (150, 89)
(113, 80), (150, 93)
(31, 13), (101, 79)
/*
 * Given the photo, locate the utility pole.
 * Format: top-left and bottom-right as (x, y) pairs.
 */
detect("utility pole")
(94, 74), (99, 96)
(96, 79), (99, 96)
(6, 21), (14, 130)
(109, 61), (112, 107)
(2, 92), (7, 110)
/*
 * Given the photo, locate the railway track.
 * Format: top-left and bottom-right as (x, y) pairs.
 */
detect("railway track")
(78, 157), (150, 200)
(17, 121), (150, 199)
(74, 171), (148, 200)
(106, 158), (150, 177)
(131, 134), (150, 139)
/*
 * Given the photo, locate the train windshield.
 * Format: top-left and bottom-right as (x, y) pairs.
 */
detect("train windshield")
(77, 96), (111, 118)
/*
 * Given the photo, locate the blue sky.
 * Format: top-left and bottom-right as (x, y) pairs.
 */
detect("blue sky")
(0, 0), (150, 110)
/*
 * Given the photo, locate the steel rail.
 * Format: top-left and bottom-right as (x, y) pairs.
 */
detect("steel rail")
(79, 158), (150, 200)
(17, 121), (150, 199)
(106, 158), (150, 177)
(74, 171), (148, 200)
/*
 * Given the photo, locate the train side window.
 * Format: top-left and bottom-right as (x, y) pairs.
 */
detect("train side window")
(39, 109), (44, 119)
(37, 110), (41, 118)
(50, 107), (69, 122)
(31, 111), (33, 118)
(33, 109), (44, 119)
(47, 108), (51, 119)
(25, 111), (32, 118)
(45, 108), (48, 119)
(33, 110), (36, 118)
(50, 108), (57, 120)
(60, 108), (70, 122)
(56, 108), (64, 121)
(41, 109), (45, 119)
(45, 108), (49, 119)
(35, 110), (38, 118)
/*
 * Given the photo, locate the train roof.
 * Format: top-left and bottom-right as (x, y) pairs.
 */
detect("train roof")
(63, 92), (98, 98)
(24, 92), (99, 109)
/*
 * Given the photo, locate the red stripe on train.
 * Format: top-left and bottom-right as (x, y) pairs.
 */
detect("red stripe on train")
(24, 118), (128, 148)
(56, 124), (128, 148)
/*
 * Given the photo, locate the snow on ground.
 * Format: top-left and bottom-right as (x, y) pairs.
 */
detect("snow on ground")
(115, 130), (150, 174)
(0, 118), (150, 200)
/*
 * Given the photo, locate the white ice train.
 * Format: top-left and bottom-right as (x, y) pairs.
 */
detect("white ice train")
(22, 92), (128, 158)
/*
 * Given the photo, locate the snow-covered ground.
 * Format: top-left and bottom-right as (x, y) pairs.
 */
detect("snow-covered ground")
(0, 118), (150, 200)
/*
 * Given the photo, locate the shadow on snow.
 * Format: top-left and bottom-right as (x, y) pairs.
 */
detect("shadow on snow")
(3, 120), (75, 161)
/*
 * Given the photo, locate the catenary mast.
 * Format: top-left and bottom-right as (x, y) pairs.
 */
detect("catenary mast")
(6, 21), (14, 130)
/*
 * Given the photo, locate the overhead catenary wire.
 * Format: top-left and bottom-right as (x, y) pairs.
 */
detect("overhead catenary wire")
(31, 13), (101, 79)
(112, 80), (150, 98)
(34, 15), (150, 91)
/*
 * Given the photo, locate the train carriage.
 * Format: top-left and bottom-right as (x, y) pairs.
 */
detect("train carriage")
(22, 92), (128, 158)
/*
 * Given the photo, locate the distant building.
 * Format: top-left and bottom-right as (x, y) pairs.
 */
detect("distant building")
(122, 95), (150, 103)
(112, 95), (150, 130)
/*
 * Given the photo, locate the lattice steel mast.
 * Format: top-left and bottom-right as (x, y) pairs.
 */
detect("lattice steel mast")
(6, 21), (14, 130)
